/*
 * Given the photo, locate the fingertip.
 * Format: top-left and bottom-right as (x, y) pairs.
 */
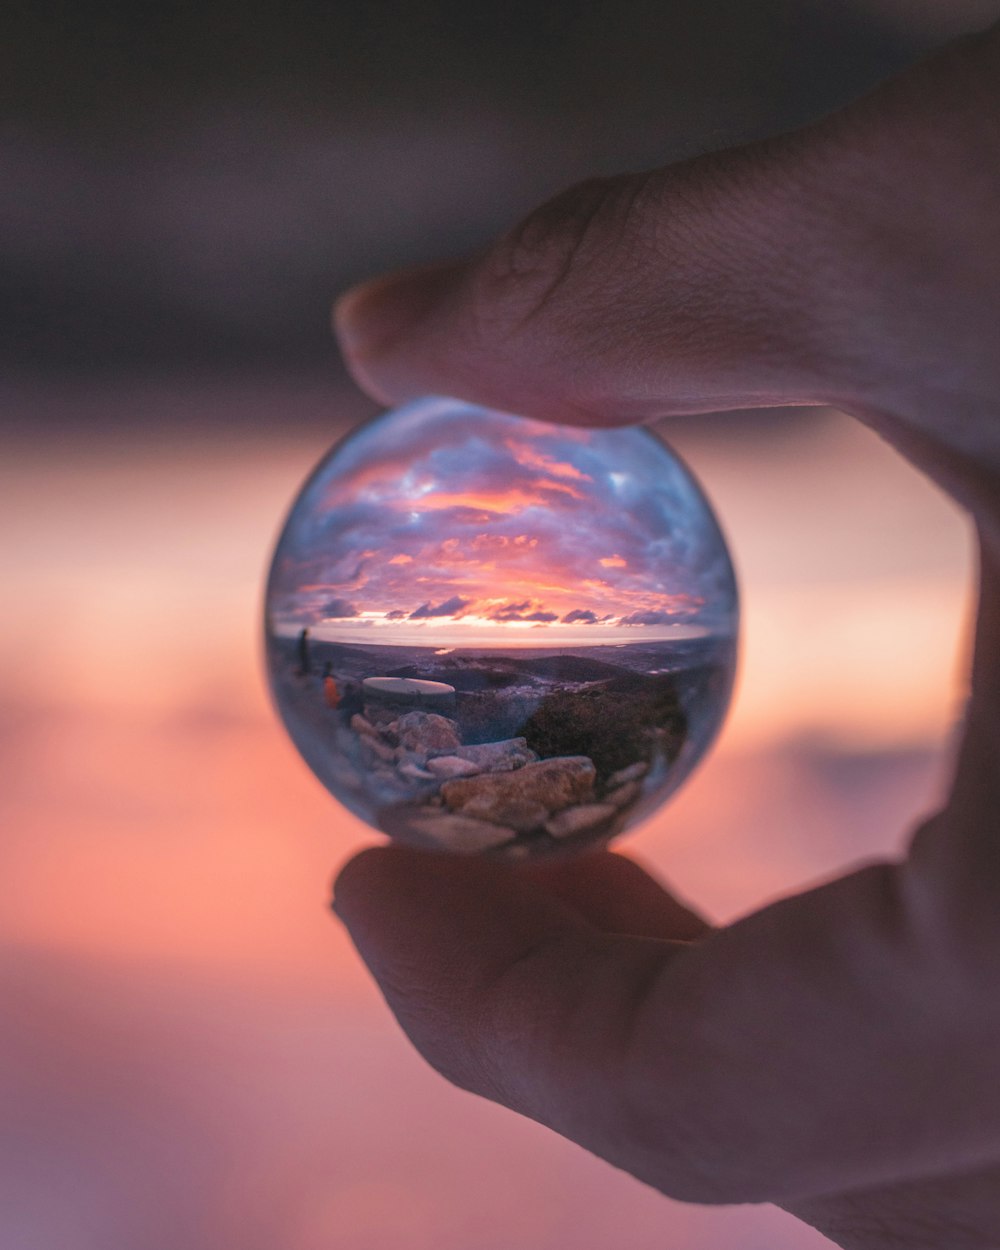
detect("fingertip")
(332, 260), (466, 395)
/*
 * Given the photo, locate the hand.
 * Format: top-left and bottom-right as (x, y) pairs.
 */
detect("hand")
(331, 23), (1000, 1248)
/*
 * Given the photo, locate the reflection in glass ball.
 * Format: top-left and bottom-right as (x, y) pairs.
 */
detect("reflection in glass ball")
(264, 397), (738, 858)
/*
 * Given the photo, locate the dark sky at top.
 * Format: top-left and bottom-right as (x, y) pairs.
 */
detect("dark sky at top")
(3, 1), (997, 381)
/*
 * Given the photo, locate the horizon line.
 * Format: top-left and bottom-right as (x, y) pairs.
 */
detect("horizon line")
(269, 620), (731, 649)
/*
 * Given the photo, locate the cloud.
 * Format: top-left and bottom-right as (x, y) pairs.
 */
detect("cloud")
(487, 600), (532, 622)
(487, 601), (557, 623)
(409, 596), (471, 620)
(321, 597), (359, 618)
(273, 402), (737, 634)
(619, 609), (676, 626)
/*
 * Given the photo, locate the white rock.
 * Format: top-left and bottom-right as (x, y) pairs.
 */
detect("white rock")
(425, 755), (481, 779)
(363, 676), (456, 698)
(392, 710), (462, 754)
(545, 803), (617, 840)
(455, 739), (538, 772)
(350, 713), (379, 738)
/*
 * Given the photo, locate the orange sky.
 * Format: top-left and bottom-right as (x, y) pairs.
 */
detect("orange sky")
(266, 401), (738, 646)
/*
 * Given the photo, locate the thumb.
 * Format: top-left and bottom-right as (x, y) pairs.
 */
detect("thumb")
(333, 156), (837, 425)
(333, 841), (1000, 1208)
(334, 25), (1000, 441)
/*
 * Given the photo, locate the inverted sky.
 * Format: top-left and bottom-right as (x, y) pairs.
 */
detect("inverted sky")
(267, 398), (737, 645)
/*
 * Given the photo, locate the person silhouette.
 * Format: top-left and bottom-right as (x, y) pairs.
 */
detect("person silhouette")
(296, 627), (311, 677)
(331, 24), (1000, 1247)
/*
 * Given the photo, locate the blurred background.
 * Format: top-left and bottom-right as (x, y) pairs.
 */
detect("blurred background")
(3, 2), (998, 1246)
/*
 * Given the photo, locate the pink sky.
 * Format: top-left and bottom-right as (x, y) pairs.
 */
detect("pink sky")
(267, 398), (737, 646)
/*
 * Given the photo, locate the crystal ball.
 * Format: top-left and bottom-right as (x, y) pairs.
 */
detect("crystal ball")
(264, 397), (738, 858)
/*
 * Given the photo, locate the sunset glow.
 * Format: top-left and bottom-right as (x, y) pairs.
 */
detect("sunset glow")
(0, 388), (973, 1250)
(267, 398), (737, 647)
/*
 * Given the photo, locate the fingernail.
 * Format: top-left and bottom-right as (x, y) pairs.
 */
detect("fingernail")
(333, 262), (459, 361)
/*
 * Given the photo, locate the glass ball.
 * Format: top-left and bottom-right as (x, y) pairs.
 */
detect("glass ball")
(264, 397), (737, 858)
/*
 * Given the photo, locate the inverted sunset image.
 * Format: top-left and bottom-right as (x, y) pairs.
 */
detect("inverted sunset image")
(265, 398), (738, 856)
(267, 397), (737, 646)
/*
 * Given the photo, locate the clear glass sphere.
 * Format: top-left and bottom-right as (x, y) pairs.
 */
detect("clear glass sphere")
(265, 397), (738, 858)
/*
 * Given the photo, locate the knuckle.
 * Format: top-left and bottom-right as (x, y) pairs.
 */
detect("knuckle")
(472, 174), (658, 332)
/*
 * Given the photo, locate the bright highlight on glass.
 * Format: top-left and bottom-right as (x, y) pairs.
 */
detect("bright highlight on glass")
(264, 397), (738, 857)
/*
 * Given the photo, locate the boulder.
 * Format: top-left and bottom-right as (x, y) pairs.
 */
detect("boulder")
(455, 738), (538, 773)
(390, 710), (462, 755)
(425, 755), (481, 779)
(442, 756), (596, 828)
(545, 803), (617, 840)
(405, 811), (517, 853)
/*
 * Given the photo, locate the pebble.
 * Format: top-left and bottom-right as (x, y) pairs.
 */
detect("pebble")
(390, 710), (462, 755)
(606, 761), (650, 789)
(545, 803), (617, 839)
(455, 738), (537, 772)
(605, 780), (641, 808)
(360, 734), (396, 763)
(459, 797), (549, 833)
(425, 755), (481, 779)
(405, 812), (517, 853)
(398, 760), (437, 782)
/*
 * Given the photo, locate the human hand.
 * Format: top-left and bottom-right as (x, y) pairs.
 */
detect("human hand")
(331, 23), (1000, 1248)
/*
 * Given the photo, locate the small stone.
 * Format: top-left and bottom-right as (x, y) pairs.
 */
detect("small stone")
(394, 745), (428, 766)
(606, 761), (649, 789)
(350, 713), (379, 738)
(360, 734), (396, 763)
(363, 702), (399, 729)
(425, 755), (481, 779)
(398, 760), (437, 781)
(545, 803), (617, 840)
(455, 738), (538, 773)
(405, 812), (516, 853)
(442, 755), (596, 827)
(391, 710), (462, 755)
(605, 780), (641, 808)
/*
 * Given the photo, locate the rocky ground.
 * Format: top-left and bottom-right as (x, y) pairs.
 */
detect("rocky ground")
(268, 635), (731, 855)
(352, 705), (651, 855)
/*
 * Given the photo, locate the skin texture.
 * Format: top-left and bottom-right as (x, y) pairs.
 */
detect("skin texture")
(330, 22), (1000, 1248)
